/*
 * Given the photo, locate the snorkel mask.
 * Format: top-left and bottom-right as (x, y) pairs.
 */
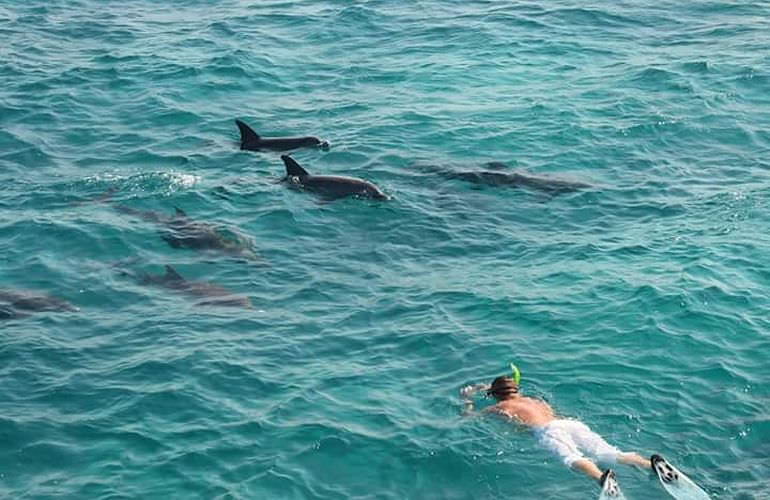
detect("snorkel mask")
(486, 363), (522, 398)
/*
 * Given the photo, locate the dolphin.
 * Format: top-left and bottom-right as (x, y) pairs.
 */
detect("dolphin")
(114, 205), (258, 260)
(236, 119), (330, 152)
(138, 265), (253, 308)
(280, 155), (390, 201)
(0, 289), (78, 319)
(427, 162), (591, 195)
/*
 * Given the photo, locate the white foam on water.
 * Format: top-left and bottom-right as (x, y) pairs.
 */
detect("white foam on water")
(162, 171), (200, 189)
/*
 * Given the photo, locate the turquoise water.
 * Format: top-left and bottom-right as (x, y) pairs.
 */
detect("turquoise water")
(2, 0), (769, 498)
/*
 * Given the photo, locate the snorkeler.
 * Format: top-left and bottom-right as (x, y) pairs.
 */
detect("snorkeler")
(460, 365), (709, 499)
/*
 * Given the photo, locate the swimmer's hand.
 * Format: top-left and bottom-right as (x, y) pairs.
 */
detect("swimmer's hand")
(460, 384), (490, 417)
(460, 384), (490, 400)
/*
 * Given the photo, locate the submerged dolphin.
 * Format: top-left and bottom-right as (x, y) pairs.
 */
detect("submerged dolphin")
(114, 205), (258, 260)
(0, 289), (78, 319)
(280, 155), (389, 201)
(236, 119), (330, 152)
(428, 162), (590, 195)
(138, 265), (253, 308)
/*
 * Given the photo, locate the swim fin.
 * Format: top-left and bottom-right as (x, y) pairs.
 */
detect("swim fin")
(598, 469), (627, 500)
(651, 454), (710, 499)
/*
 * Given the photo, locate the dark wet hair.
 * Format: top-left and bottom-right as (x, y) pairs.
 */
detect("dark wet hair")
(486, 376), (519, 399)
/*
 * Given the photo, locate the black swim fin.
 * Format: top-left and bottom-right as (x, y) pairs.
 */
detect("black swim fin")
(598, 469), (624, 499)
(651, 455), (679, 483)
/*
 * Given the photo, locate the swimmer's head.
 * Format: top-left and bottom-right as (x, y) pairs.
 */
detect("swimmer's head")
(486, 376), (520, 400)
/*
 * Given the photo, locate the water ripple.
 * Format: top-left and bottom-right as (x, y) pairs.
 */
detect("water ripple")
(2, 0), (770, 497)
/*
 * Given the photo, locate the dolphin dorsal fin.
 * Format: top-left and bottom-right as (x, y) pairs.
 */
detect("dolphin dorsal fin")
(281, 155), (310, 177)
(174, 207), (188, 218)
(235, 119), (261, 144)
(164, 265), (184, 281)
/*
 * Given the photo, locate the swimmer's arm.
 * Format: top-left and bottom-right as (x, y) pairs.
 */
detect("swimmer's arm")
(460, 384), (491, 416)
(463, 404), (505, 418)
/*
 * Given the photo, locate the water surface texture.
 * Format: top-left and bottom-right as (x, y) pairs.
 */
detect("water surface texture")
(2, 1), (770, 498)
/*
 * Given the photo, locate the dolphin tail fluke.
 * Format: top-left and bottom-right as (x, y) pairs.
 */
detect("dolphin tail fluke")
(235, 119), (260, 148)
(0, 305), (18, 320)
(161, 234), (183, 248)
(164, 265), (185, 282)
(110, 257), (141, 280)
(73, 186), (119, 207)
(94, 186), (119, 203)
(115, 205), (163, 223)
(281, 155), (310, 177)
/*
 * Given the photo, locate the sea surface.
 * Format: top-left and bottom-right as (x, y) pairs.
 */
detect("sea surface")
(1, 1), (769, 498)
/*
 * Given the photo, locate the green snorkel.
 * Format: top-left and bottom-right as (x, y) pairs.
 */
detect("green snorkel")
(510, 363), (521, 385)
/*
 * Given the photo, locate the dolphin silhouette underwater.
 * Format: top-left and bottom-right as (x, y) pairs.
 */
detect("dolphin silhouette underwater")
(280, 155), (390, 201)
(0, 289), (79, 319)
(113, 204), (259, 260)
(426, 162), (591, 195)
(136, 265), (253, 308)
(236, 119), (330, 152)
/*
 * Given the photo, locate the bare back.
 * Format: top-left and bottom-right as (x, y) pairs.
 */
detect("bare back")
(492, 395), (556, 427)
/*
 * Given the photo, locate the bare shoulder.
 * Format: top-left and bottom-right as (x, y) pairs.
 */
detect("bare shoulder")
(483, 404), (509, 417)
(489, 402), (522, 419)
(523, 396), (552, 408)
